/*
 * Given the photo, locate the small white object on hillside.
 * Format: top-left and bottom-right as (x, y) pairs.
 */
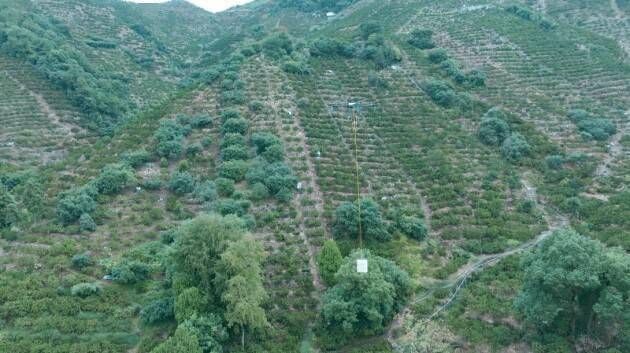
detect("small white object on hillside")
(357, 259), (368, 273)
(326, 12), (336, 17)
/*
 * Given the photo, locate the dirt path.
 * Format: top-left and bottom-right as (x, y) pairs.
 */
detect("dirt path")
(387, 174), (568, 344)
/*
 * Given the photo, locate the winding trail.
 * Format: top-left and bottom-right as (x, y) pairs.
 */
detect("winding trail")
(387, 175), (568, 344)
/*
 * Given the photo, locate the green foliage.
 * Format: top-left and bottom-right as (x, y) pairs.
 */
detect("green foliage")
(251, 133), (281, 154)
(0, 185), (18, 228)
(317, 239), (343, 286)
(220, 133), (247, 149)
(111, 260), (150, 284)
(309, 38), (354, 58)
(261, 32), (293, 59)
(359, 22), (383, 40)
(421, 80), (469, 108)
(516, 229), (630, 347)
(95, 163), (136, 194)
(407, 28), (435, 49)
(195, 181), (218, 203)
(577, 118), (616, 141)
(398, 216), (428, 241)
(505, 4), (557, 30)
(282, 60), (311, 75)
(218, 160), (249, 182)
(221, 145), (249, 161)
(501, 132), (531, 162)
(155, 120), (186, 159)
(320, 250), (411, 343)
(428, 48), (448, 63)
(245, 158), (297, 200)
(71, 253), (93, 269)
(333, 198), (389, 241)
(56, 186), (97, 224)
(0, 6), (132, 131)
(222, 118), (249, 135)
(79, 213), (97, 232)
(478, 108), (510, 146)
(215, 178), (235, 197)
(175, 287), (206, 323)
(13, 178), (44, 217)
(181, 314), (228, 353)
(278, 0), (358, 12)
(141, 298), (175, 325)
(368, 73), (389, 90)
(249, 182), (269, 201)
(70, 282), (103, 298)
(171, 214), (246, 294)
(151, 324), (202, 353)
(170, 171), (196, 195)
(121, 149), (151, 168)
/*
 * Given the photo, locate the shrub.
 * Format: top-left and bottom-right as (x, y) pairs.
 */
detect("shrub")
(186, 143), (203, 156)
(407, 28), (435, 49)
(174, 287), (205, 323)
(214, 199), (248, 217)
(56, 187), (97, 224)
(282, 60), (310, 75)
(333, 198), (390, 241)
(398, 216), (428, 240)
(218, 160), (249, 181)
(502, 133), (531, 162)
(466, 69), (486, 87)
(170, 172), (196, 195)
(249, 100), (265, 112)
(428, 48), (448, 63)
(71, 253), (93, 269)
(478, 115), (510, 146)
(577, 118), (616, 141)
(261, 32), (293, 59)
(155, 120), (186, 159)
(121, 149), (151, 168)
(262, 144), (284, 163)
(309, 38), (354, 58)
(222, 145), (249, 161)
(79, 213), (97, 232)
(317, 240), (343, 286)
(222, 118), (249, 135)
(359, 21), (382, 40)
(220, 109), (241, 122)
(71, 282), (102, 298)
(220, 133), (247, 149)
(111, 260), (150, 284)
(95, 163), (136, 195)
(368, 73), (389, 90)
(251, 133), (281, 153)
(215, 178), (235, 197)
(422, 80), (458, 107)
(194, 181), (218, 202)
(545, 155), (565, 169)
(249, 182), (269, 201)
(568, 109), (590, 123)
(141, 298), (174, 324)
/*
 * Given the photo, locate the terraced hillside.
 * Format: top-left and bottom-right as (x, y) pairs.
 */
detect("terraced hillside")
(0, 1), (628, 353)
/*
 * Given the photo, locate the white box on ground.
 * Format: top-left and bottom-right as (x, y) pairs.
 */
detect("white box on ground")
(357, 259), (368, 273)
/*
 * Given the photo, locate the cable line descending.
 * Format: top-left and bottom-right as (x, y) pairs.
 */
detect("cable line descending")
(328, 100), (376, 258)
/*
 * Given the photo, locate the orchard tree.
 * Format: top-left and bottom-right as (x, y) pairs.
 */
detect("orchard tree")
(320, 250), (411, 343)
(317, 239), (343, 286)
(181, 314), (228, 353)
(333, 198), (389, 241)
(501, 132), (530, 162)
(95, 163), (136, 194)
(13, 178), (44, 218)
(56, 187), (97, 224)
(478, 116), (510, 146)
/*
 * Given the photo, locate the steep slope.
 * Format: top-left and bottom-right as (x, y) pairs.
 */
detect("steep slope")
(0, 1), (628, 353)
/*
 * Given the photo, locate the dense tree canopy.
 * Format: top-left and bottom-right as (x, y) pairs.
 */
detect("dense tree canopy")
(320, 250), (411, 343)
(317, 239), (343, 286)
(333, 198), (389, 241)
(516, 229), (630, 349)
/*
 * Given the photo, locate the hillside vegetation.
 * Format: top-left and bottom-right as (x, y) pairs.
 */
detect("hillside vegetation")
(0, 1), (628, 353)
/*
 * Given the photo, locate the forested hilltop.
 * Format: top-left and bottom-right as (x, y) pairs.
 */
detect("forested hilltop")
(0, 1), (628, 353)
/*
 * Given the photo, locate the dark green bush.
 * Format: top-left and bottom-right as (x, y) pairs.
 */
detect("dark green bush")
(141, 298), (174, 325)
(169, 171), (196, 195)
(56, 187), (97, 224)
(222, 118), (249, 135)
(407, 28), (435, 49)
(218, 160), (249, 181)
(501, 133), (531, 162)
(95, 163), (136, 195)
(71, 282), (102, 298)
(111, 260), (150, 284)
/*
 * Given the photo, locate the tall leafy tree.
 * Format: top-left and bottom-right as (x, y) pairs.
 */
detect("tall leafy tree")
(516, 229), (630, 347)
(333, 198), (389, 241)
(171, 214), (246, 295)
(320, 250), (411, 343)
(222, 273), (268, 349)
(317, 239), (343, 286)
